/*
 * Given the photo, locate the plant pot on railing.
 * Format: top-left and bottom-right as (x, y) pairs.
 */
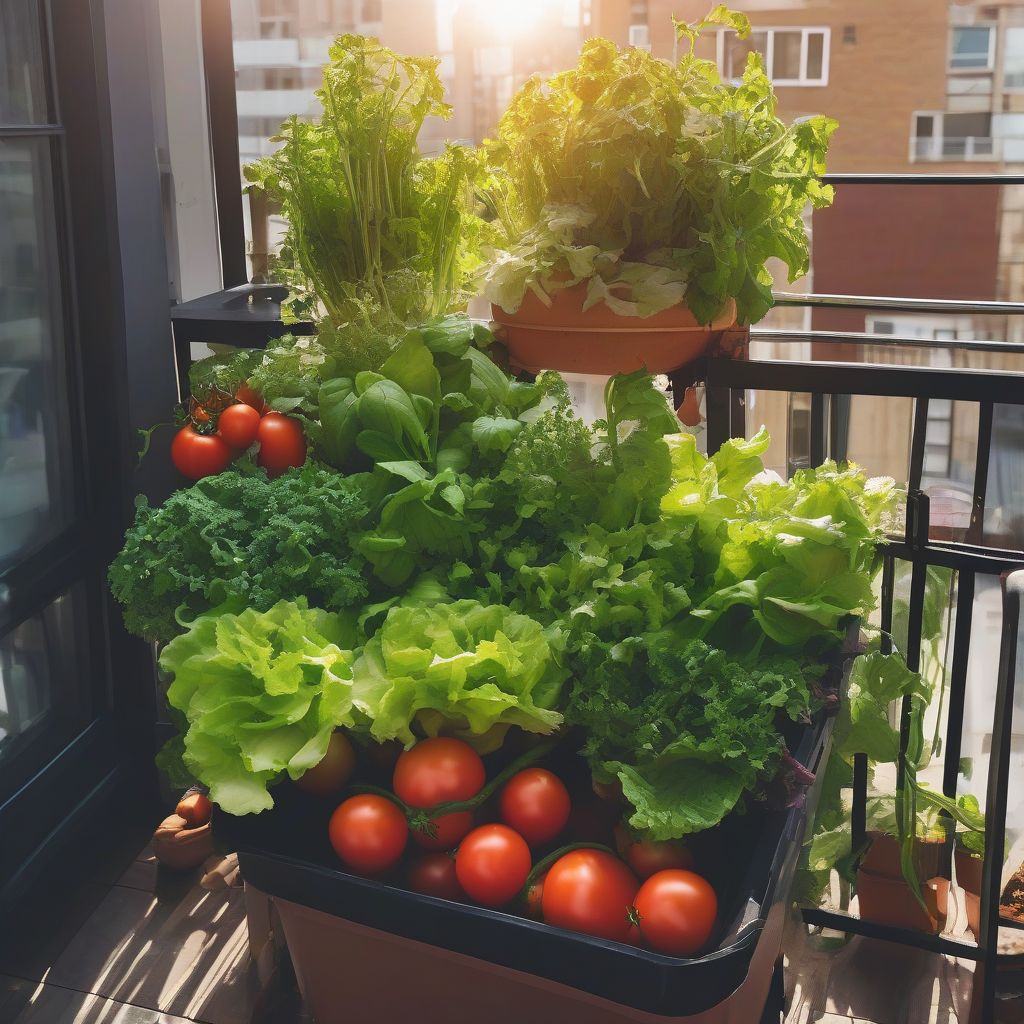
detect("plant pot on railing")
(856, 832), (950, 935)
(491, 284), (738, 376)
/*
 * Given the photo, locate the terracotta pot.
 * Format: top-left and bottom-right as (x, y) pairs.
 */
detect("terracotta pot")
(859, 831), (945, 879)
(491, 284), (737, 376)
(856, 833), (949, 935)
(151, 813), (216, 870)
(955, 848), (983, 940)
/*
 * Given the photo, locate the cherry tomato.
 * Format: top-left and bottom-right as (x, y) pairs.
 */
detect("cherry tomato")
(217, 402), (262, 450)
(455, 824), (531, 907)
(633, 869), (718, 956)
(294, 731), (355, 796)
(541, 849), (638, 943)
(499, 768), (571, 847)
(328, 795), (407, 875)
(393, 738), (485, 850)
(614, 824), (695, 880)
(406, 851), (465, 902)
(235, 382), (268, 414)
(175, 791), (212, 827)
(171, 425), (234, 480)
(257, 413), (306, 478)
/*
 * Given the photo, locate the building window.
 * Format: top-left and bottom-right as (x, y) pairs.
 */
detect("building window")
(628, 24), (650, 51)
(949, 25), (994, 71)
(1005, 27), (1024, 88)
(911, 111), (995, 162)
(718, 28), (829, 87)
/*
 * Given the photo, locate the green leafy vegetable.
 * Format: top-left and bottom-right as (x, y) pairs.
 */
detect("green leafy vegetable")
(109, 465), (369, 643)
(481, 8), (835, 325)
(160, 600), (358, 814)
(244, 35), (487, 342)
(351, 600), (567, 750)
(567, 636), (817, 839)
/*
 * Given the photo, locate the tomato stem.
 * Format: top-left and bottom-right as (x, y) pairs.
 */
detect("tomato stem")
(405, 738), (560, 835)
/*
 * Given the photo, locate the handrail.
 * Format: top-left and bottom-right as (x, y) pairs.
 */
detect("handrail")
(820, 172), (1024, 185)
(772, 292), (1024, 315)
(750, 329), (1024, 355)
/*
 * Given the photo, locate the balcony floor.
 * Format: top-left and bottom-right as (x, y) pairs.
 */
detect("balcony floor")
(0, 822), (1020, 1024)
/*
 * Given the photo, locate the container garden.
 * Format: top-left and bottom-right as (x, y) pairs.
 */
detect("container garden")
(856, 832), (949, 935)
(491, 286), (737, 376)
(215, 703), (837, 1024)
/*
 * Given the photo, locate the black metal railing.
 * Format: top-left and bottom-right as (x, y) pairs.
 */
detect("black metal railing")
(699, 348), (1024, 1024)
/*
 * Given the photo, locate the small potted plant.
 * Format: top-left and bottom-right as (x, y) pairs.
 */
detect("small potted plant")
(480, 6), (835, 375)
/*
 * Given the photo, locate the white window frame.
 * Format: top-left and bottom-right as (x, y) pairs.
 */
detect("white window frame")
(909, 110), (998, 163)
(716, 27), (830, 87)
(948, 24), (996, 73)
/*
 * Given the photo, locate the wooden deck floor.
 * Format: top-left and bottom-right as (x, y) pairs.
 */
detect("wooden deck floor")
(1, 826), (1021, 1024)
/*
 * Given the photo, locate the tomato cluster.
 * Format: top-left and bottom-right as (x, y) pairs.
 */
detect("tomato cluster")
(171, 383), (306, 481)
(316, 734), (719, 958)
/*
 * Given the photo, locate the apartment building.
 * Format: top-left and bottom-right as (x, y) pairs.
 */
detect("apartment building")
(230, 0), (444, 162)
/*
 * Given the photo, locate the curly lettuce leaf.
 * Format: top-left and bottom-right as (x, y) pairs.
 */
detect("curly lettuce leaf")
(160, 599), (358, 814)
(351, 600), (567, 749)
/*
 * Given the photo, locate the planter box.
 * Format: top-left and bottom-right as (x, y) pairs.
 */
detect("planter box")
(216, 689), (839, 1023)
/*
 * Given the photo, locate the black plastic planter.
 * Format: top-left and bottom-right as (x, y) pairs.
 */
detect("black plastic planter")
(215, 658), (844, 1023)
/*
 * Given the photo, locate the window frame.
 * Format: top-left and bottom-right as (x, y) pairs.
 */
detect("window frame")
(716, 26), (831, 88)
(909, 110), (998, 163)
(948, 24), (996, 74)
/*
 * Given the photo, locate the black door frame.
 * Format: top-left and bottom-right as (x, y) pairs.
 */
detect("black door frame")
(0, 0), (180, 914)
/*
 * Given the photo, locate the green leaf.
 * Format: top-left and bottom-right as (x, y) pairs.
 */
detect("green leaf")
(159, 599), (358, 814)
(351, 600), (567, 748)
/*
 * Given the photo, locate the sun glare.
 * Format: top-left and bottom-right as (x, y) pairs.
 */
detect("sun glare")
(487, 0), (551, 37)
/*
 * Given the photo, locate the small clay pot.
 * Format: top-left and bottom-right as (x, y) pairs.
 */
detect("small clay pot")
(492, 284), (737, 376)
(857, 832), (950, 935)
(151, 813), (216, 870)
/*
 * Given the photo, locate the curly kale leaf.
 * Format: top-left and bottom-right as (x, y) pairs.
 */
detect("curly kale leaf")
(109, 465), (369, 643)
(567, 636), (818, 838)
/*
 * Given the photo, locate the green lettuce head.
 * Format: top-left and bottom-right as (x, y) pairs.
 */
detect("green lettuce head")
(352, 599), (567, 750)
(160, 599), (358, 815)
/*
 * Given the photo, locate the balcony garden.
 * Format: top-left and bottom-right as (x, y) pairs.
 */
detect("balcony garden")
(3, 3), (1024, 1024)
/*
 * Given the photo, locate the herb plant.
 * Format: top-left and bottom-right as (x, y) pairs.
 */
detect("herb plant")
(481, 5), (836, 325)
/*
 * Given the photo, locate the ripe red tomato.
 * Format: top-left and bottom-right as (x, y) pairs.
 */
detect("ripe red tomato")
(171, 425), (234, 480)
(235, 382), (267, 414)
(175, 791), (212, 827)
(294, 731), (356, 796)
(393, 738), (485, 850)
(541, 849), (639, 943)
(406, 852), (465, 902)
(633, 870), (717, 956)
(499, 768), (571, 847)
(257, 413), (306, 478)
(217, 402), (262, 450)
(614, 824), (695, 880)
(455, 824), (531, 907)
(328, 795), (407, 875)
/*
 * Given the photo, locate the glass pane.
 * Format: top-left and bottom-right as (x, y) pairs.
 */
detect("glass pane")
(951, 26), (992, 69)
(772, 31), (802, 81)
(0, 138), (74, 568)
(806, 31), (824, 80)
(1005, 26), (1024, 88)
(0, 586), (90, 774)
(727, 30), (767, 80)
(0, 0), (49, 125)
